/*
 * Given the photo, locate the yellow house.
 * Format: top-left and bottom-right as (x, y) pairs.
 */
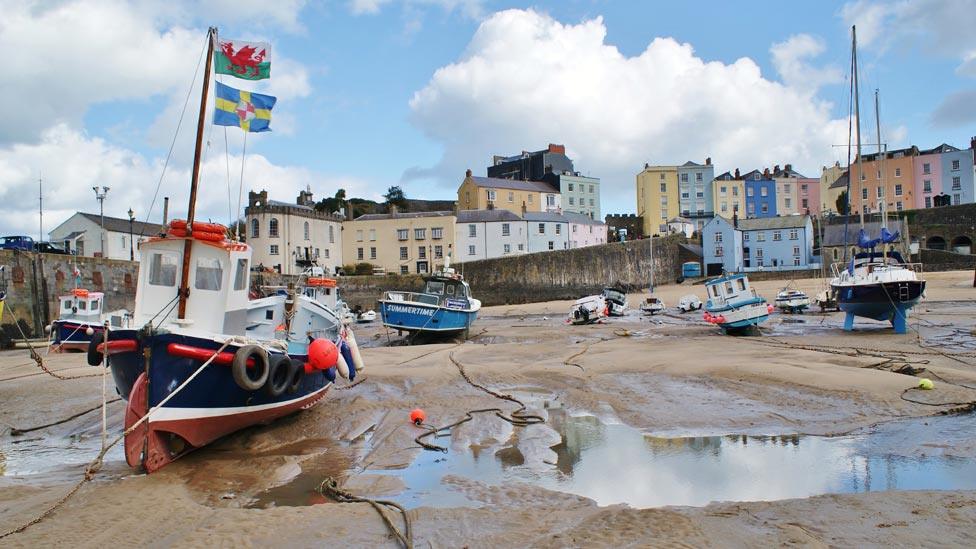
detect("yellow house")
(711, 172), (744, 218)
(341, 210), (456, 275)
(820, 162), (847, 214)
(635, 164), (679, 236)
(456, 170), (561, 215)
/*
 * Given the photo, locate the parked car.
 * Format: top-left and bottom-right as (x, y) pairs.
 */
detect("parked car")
(34, 241), (70, 255)
(0, 235), (35, 251)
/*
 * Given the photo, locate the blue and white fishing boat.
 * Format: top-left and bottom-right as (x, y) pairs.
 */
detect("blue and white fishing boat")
(703, 273), (772, 334)
(48, 288), (131, 352)
(378, 256), (480, 337)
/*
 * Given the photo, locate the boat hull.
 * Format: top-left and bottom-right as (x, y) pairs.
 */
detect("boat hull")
(707, 301), (770, 335)
(378, 300), (477, 334)
(50, 320), (103, 352)
(832, 280), (926, 322)
(106, 330), (335, 472)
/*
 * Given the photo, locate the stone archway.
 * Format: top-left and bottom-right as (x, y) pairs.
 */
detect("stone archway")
(927, 236), (946, 251)
(951, 235), (972, 255)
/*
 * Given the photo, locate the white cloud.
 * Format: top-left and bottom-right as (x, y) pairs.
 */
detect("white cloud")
(0, 124), (373, 237)
(770, 34), (843, 91)
(407, 9), (849, 201)
(349, 0), (484, 19)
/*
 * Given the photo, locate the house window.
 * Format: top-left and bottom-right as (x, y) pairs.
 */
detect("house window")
(250, 219), (259, 238)
(528, 195), (533, 203)
(400, 246), (408, 260)
(548, 241), (554, 250)
(396, 229), (408, 240)
(785, 198), (791, 209)
(426, 227), (440, 240)
(761, 187), (768, 197)
(747, 204), (755, 215)
(715, 233), (723, 243)
(555, 224), (561, 235)
(418, 247), (426, 259)
(923, 180), (932, 192)
(773, 231), (782, 241)
(895, 184), (902, 196)
(329, 226), (335, 243)
(356, 248), (363, 260)
(896, 201), (903, 211)
(681, 192), (690, 199)
(538, 223), (545, 234)
(696, 192), (704, 199)
(468, 245), (476, 256)
(801, 198), (808, 209)
(468, 224), (476, 237)
(954, 193), (961, 204)
(720, 186), (727, 196)
(862, 188), (868, 199)
(761, 204), (768, 214)
(369, 247), (376, 260)
(502, 223), (510, 236)
(504, 244), (511, 254)
(568, 183), (574, 191)
(757, 232), (766, 242)
(747, 187), (754, 197)
(923, 163), (931, 174)
(400, 265), (409, 274)
(733, 187), (739, 196)
(715, 246), (724, 257)
(546, 195), (556, 207)
(324, 249), (330, 258)
(660, 182), (666, 192)
(952, 159), (960, 171)
(661, 210), (668, 220)
(356, 230), (364, 242)
(303, 221), (310, 240)
(860, 173), (866, 181)
(876, 170), (881, 179)
(518, 243), (525, 251)
(952, 177), (961, 190)
(696, 173), (703, 181)
(270, 244), (279, 255)
(434, 245), (443, 259)
(801, 184), (808, 193)
(414, 228), (426, 240)
(925, 196), (932, 208)
(753, 173), (760, 180)
(569, 197), (575, 205)
(681, 173), (689, 182)
(744, 233), (750, 242)
(756, 248), (764, 258)
(487, 190), (496, 201)
(508, 191), (514, 203)
(793, 246), (800, 256)
(789, 229), (798, 240)
(784, 183), (791, 193)
(659, 173), (665, 180)
(721, 203), (728, 212)
(876, 186), (883, 198)
(369, 229), (376, 241)
(895, 168), (901, 177)
(269, 218), (279, 237)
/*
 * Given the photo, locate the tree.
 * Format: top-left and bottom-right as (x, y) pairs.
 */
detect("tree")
(835, 191), (849, 216)
(384, 186), (407, 211)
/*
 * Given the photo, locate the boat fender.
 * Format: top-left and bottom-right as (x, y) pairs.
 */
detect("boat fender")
(264, 354), (292, 397)
(168, 228), (188, 238)
(285, 359), (304, 393)
(87, 337), (104, 366)
(766, 304), (774, 314)
(85, 327), (95, 336)
(345, 328), (365, 373)
(340, 341), (356, 381)
(336, 352), (350, 380)
(308, 338), (338, 370)
(188, 221), (227, 234)
(169, 219), (188, 230)
(716, 315), (726, 324)
(324, 365), (337, 383)
(231, 345), (270, 391)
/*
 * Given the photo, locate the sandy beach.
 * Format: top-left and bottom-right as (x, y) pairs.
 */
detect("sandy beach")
(2, 270), (976, 547)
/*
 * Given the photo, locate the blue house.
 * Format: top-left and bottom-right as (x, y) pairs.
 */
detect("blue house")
(702, 214), (816, 276)
(742, 169), (777, 218)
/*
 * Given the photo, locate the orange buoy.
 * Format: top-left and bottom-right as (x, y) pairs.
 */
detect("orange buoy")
(308, 338), (338, 370)
(410, 408), (426, 425)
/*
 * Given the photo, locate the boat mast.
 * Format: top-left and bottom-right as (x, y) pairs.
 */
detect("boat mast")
(649, 233), (654, 292)
(178, 27), (217, 320)
(875, 89), (887, 231)
(853, 26), (864, 229)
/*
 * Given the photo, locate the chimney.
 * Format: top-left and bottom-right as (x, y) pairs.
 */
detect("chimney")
(465, 168), (472, 178)
(970, 136), (976, 152)
(521, 201), (527, 215)
(644, 163), (650, 169)
(763, 167), (770, 179)
(734, 168), (741, 179)
(785, 163), (792, 172)
(774, 164), (780, 174)
(705, 157), (712, 166)
(548, 144), (565, 154)
(162, 196), (169, 226)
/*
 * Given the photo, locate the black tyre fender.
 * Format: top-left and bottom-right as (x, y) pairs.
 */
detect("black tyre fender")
(286, 358), (305, 394)
(264, 354), (292, 397)
(232, 345), (269, 391)
(87, 337), (104, 366)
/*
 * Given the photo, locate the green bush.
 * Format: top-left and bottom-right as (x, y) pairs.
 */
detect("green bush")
(354, 262), (375, 275)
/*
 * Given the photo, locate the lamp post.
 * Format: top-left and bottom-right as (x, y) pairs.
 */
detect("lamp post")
(127, 208), (135, 261)
(92, 186), (109, 258)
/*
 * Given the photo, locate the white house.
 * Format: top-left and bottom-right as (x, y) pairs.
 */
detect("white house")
(246, 189), (344, 275)
(455, 209), (527, 262)
(49, 212), (162, 261)
(523, 211), (570, 253)
(666, 217), (695, 238)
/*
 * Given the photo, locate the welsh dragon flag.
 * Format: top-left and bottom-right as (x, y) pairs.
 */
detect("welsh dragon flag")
(215, 38), (271, 80)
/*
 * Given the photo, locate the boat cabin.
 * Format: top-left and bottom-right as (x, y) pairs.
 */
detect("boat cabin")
(59, 289), (103, 321)
(601, 288), (626, 306)
(133, 234), (251, 336)
(705, 273), (757, 307)
(422, 275), (471, 308)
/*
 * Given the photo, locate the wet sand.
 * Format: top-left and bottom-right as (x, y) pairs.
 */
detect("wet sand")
(2, 270), (976, 547)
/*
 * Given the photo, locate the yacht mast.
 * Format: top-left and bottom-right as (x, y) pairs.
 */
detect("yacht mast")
(853, 27), (865, 228)
(178, 27), (217, 319)
(875, 89), (888, 230)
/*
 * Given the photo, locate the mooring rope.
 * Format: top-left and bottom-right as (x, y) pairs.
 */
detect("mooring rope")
(318, 477), (413, 549)
(2, 306), (103, 380)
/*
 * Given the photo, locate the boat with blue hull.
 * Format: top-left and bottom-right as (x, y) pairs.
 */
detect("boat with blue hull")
(378, 260), (480, 337)
(96, 27), (365, 473)
(703, 273), (772, 335)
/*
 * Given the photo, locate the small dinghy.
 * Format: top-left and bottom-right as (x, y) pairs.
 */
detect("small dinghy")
(356, 310), (377, 323)
(639, 296), (665, 315)
(775, 286), (811, 314)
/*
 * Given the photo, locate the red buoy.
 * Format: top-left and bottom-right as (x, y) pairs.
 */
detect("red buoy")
(308, 338), (338, 370)
(410, 408), (426, 425)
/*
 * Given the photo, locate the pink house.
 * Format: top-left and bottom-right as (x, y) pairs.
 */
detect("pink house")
(566, 212), (607, 248)
(914, 150), (943, 209)
(796, 177), (820, 215)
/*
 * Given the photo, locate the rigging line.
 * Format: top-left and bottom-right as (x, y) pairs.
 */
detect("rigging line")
(139, 32), (209, 237)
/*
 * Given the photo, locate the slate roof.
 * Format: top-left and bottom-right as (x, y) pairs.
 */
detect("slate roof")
(354, 211), (454, 221)
(521, 211), (571, 222)
(735, 215), (811, 231)
(77, 213), (164, 236)
(456, 209), (522, 223)
(829, 172), (850, 189)
(562, 211), (603, 225)
(467, 176), (559, 193)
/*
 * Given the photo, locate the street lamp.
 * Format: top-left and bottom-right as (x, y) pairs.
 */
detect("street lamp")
(127, 208), (135, 261)
(92, 186), (109, 258)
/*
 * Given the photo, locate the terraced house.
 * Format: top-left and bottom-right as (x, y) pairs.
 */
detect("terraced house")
(246, 190), (343, 275)
(341, 210), (456, 275)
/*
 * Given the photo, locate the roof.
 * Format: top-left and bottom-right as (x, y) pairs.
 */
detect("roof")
(63, 230), (85, 240)
(77, 213), (164, 236)
(828, 172), (850, 189)
(856, 145), (919, 162)
(737, 216), (810, 231)
(267, 199), (314, 210)
(919, 143), (961, 155)
(680, 160), (702, 167)
(679, 243), (703, 257)
(714, 171), (734, 180)
(456, 209), (522, 223)
(353, 210), (454, 221)
(772, 167), (809, 178)
(562, 211), (603, 225)
(467, 175), (559, 193)
(522, 211), (571, 222)
(740, 169), (770, 181)
(822, 220), (906, 246)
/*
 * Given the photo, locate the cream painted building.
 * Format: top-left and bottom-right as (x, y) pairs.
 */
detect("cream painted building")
(820, 162), (846, 214)
(635, 164), (679, 236)
(711, 171), (744, 218)
(342, 210), (456, 275)
(245, 190), (343, 275)
(456, 170), (561, 215)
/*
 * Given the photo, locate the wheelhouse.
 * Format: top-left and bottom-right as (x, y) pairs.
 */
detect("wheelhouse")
(58, 289), (103, 320)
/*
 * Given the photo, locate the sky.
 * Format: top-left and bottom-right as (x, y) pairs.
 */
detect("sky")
(2, 0), (976, 239)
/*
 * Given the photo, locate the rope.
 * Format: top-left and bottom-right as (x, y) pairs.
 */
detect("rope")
(3, 305), (102, 380)
(318, 477), (413, 549)
(333, 375), (367, 391)
(0, 341), (230, 540)
(414, 351), (544, 453)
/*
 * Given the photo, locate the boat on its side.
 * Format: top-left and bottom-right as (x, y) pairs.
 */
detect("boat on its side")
(49, 289), (131, 352)
(378, 261), (480, 337)
(568, 294), (608, 325)
(775, 287), (811, 314)
(639, 296), (665, 316)
(703, 273), (772, 334)
(601, 287), (628, 316)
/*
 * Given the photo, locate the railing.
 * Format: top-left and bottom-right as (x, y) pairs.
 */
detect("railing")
(831, 261), (925, 278)
(383, 291), (440, 306)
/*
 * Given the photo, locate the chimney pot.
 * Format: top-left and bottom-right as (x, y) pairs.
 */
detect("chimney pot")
(705, 157), (711, 165)
(465, 169), (472, 178)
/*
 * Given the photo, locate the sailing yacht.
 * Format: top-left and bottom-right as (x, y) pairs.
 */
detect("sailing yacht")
(829, 26), (926, 334)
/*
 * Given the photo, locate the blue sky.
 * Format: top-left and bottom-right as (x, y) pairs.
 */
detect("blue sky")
(2, 0), (975, 237)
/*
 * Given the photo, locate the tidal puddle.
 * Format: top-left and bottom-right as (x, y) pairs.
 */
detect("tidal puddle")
(375, 409), (976, 509)
(1, 430), (125, 479)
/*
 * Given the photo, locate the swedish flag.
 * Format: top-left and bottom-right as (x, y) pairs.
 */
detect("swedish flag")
(214, 81), (276, 132)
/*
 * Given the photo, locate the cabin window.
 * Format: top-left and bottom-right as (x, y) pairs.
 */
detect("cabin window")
(737, 279), (745, 291)
(90, 299), (100, 311)
(78, 301), (87, 310)
(195, 258), (223, 291)
(426, 281), (445, 294)
(725, 282), (734, 294)
(446, 284), (456, 296)
(234, 258), (248, 291)
(63, 300), (72, 311)
(149, 253), (178, 286)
